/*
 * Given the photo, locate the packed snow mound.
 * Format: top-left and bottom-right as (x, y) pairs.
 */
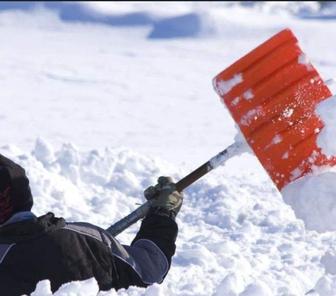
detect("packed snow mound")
(282, 169), (336, 232)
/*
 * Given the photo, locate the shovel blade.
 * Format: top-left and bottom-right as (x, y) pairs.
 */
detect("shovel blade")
(213, 29), (332, 189)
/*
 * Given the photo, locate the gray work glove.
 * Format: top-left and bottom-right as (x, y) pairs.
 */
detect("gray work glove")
(144, 176), (183, 219)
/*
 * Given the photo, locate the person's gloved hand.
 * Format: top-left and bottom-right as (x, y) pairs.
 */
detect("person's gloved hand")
(144, 176), (183, 219)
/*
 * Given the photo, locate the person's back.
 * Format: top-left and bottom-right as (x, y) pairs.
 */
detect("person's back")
(0, 154), (182, 295)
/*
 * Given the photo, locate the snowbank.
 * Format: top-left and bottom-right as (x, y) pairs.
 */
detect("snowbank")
(0, 2), (335, 40)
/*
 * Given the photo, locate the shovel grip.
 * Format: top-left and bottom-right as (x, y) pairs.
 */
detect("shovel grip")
(175, 163), (209, 193)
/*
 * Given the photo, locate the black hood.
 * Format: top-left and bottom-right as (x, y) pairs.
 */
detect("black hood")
(0, 154), (33, 222)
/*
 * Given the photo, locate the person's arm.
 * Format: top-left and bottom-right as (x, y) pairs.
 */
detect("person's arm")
(111, 177), (182, 290)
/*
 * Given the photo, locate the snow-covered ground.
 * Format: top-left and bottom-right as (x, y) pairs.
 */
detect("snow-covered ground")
(2, 2), (336, 295)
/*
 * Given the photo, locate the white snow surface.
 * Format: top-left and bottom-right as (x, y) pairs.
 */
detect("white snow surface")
(214, 74), (243, 96)
(2, 2), (336, 296)
(316, 95), (336, 156)
(281, 168), (336, 232)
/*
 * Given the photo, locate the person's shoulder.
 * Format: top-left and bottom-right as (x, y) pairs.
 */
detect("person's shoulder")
(37, 212), (66, 229)
(62, 221), (111, 243)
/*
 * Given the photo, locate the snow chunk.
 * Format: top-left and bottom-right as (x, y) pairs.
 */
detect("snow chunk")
(298, 53), (313, 71)
(240, 107), (263, 126)
(243, 89), (254, 100)
(33, 138), (56, 167)
(232, 97), (241, 106)
(316, 95), (336, 156)
(282, 107), (294, 118)
(214, 273), (245, 296)
(312, 274), (336, 296)
(55, 278), (100, 295)
(282, 151), (289, 159)
(31, 280), (53, 296)
(31, 278), (101, 296)
(214, 74), (243, 96)
(264, 135), (282, 151)
(281, 169), (336, 232)
(290, 167), (302, 181)
(239, 281), (273, 296)
(321, 252), (336, 275)
(272, 135), (282, 145)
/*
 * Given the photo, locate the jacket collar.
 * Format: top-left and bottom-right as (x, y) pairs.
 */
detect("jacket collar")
(1, 211), (36, 227)
(0, 212), (65, 244)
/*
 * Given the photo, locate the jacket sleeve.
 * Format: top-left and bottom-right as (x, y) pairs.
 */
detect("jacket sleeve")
(111, 212), (178, 290)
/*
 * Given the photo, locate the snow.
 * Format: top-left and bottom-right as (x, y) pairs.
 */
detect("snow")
(281, 169), (336, 232)
(282, 152), (289, 159)
(214, 74), (243, 96)
(2, 1), (336, 295)
(240, 107), (264, 126)
(272, 135), (283, 145)
(208, 141), (247, 170)
(283, 107), (294, 118)
(298, 53), (314, 71)
(316, 95), (336, 156)
(231, 97), (241, 106)
(321, 251), (336, 275)
(243, 89), (254, 101)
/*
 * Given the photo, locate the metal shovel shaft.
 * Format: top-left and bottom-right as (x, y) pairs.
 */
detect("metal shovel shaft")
(106, 141), (244, 236)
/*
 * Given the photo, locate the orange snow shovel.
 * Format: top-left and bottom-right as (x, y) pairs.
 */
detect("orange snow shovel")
(107, 29), (334, 236)
(213, 28), (334, 190)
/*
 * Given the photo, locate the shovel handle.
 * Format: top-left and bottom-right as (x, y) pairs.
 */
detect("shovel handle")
(106, 141), (244, 236)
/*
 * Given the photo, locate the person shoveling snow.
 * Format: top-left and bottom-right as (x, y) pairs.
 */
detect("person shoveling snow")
(0, 153), (183, 295)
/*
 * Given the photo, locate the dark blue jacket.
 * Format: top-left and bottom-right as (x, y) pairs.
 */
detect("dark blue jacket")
(0, 211), (178, 295)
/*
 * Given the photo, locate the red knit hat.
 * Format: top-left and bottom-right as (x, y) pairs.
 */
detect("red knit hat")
(0, 154), (33, 224)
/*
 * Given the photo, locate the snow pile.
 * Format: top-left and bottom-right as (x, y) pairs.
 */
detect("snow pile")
(281, 169), (336, 232)
(281, 95), (336, 232)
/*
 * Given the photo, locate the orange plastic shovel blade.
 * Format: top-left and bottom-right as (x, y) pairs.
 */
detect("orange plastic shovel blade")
(213, 29), (332, 190)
